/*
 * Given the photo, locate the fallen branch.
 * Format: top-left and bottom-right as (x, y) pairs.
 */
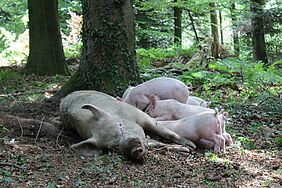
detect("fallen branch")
(17, 117), (24, 137)
(56, 127), (64, 147)
(35, 117), (44, 143)
(0, 114), (61, 138)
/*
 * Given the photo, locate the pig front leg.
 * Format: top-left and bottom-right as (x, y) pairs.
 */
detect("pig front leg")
(145, 122), (196, 149)
(212, 134), (225, 153)
(70, 137), (102, 157)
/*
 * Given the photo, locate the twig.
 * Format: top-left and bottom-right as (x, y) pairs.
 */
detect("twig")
(0, 89), (59, 98)
(56, 127), (64, 147)
(17, 117), (24, 137)
(0, 163), (24, 170)
(35, 117), (44, 143)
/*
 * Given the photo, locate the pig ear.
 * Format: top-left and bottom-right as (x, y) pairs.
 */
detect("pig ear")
(186, 83), (193, 91)
(214, 108), (219, 115)
(81, 104), (109, 119)
(70, 138), (102, 157)
(148, 94), (157, 109)
(222, 112), (229, 119)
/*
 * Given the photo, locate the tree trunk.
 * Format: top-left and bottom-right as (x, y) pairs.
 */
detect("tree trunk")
(230, 3), (240, 57)
(173, 0), (182, 46)
(26, 0), (68, 76)
(219, 9), (224, 45)
(187, 10), (199, 43)
(250, 0), (268, 64)
(209, 2), (219, 59)
(54, 0), (140, 100)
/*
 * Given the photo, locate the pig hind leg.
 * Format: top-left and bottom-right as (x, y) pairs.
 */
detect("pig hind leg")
(212, 134), (225, 153)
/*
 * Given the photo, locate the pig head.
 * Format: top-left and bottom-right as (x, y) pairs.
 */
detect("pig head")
(60, 91), (196, 161)
(123, 77), (189, 111)
(186, 96), (211, 108)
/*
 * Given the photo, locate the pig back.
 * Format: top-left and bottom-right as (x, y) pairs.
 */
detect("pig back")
(124, 77), (189, 110)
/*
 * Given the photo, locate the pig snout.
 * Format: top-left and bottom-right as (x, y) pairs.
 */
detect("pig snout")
(124, 137), (147, 162)
(131, 146), (147, 161)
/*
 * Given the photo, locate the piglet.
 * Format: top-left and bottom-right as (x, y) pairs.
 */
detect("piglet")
(123, 77), (189, 111)
(145, 95), (213, 121)
(157, 110), (227, 153)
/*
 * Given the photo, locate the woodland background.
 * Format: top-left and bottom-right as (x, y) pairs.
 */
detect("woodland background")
(0, 0), (281, 187)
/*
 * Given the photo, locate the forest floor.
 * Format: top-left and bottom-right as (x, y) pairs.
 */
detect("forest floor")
(0, 66), (281, 188)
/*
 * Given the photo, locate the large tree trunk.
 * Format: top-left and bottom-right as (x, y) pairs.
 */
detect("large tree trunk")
(209, 2), (219, 59)
(173, 0), (182, 46)
(26, 0), (68, 76)
(54, 0), (140, 100)
(230, 3), (240, 57)
(250, 0), (268, 64)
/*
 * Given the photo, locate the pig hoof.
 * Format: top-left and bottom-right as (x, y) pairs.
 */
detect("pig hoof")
(214, 148), (221, 153)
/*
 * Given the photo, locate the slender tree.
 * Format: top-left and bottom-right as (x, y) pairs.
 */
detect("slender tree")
(219, 9), (224, 45)
(54, 0), (139, 100)
(26, 0), (69, 76)
(230, 2), (240, 57)
(209, 1), (219, 59)
(173, 0), (182, 46)
(187, 9), (199, 43)
(250, 0), (268, 63)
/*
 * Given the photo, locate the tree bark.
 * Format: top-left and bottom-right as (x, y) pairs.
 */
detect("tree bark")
(250, 0), (268, 64)
(173, 0), (182, 46)
(26, 0), (69, 76)
(209, 2), (219, 59)
(230, 3), (240, 57)
(54, 0), (140, 100)
(219, 9), (224, 45)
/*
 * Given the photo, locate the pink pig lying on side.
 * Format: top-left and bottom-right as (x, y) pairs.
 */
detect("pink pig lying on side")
(186, 96), (211, 108)
(157, 110), (228, 152)
(123, 77), (189, 111)
(145, 95), (213, 121)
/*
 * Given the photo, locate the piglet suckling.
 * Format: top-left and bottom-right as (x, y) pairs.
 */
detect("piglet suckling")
(145, 95), (213, 121)
(156, 110), (228, 153)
